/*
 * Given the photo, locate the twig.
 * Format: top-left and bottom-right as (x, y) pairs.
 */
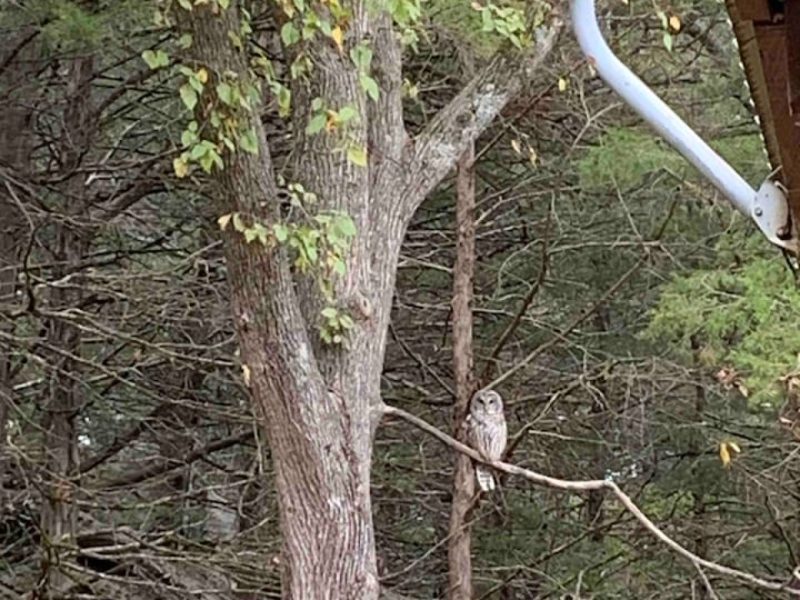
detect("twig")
(487, 254), (647, 389)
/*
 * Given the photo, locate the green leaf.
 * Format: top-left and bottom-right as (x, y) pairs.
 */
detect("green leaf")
(228, 31), (243, 50)
(663, 32), (673, 52)
(178, 33), (193, 48)
(481, 8), (494, 32)
(218, 0), (231, 8)
(199, 147), (223, 173)
(189, 142), (208, 160)
(360, 75), (379, 102)
(277, 85), (291, 117)
(347, 145), (368, 167)
(177, 0), (192, 9)
(222, 136), (236, 152)
(335, 214), (356, 237)
(306, 112), (327, 135)
(349, 44), (372, 70)
(217, 82), (234, 106)
(189, 74), (204, 94)
(332, 258), (346, 276)
(281, 22), (300, 46)
(244, 228), (258, 243)
(180, 84), (198, 111)
(321, 307), (338, 319)
(252, 222), (269, 245)
(181, 128), (198, 147)
(240, 128), (259, 154)
(273, 223), (289, 242)
(142, 49), (169, 69)
(338, 105), (358, 122)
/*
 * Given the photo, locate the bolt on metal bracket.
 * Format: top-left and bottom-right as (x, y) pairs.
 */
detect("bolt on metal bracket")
(571, 0), (799, 255)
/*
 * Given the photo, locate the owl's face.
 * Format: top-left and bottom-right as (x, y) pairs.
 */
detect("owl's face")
(471, 389), (503, 416)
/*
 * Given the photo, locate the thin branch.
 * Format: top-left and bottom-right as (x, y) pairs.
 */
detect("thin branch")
(99, 430), (253, 489)
(480, 202), (551, 383)
(487, 254), (648, 390)
(381, 403), (800, 596)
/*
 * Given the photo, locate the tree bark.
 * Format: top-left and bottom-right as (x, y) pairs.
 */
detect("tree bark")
(0, 27), (39, 505)
(448, 145), (477, 600)
(174, 3), (562, 598)
(39, 54), (94, 596)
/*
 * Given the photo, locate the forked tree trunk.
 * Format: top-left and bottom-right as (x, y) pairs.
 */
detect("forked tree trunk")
(176, 3), (561, 598)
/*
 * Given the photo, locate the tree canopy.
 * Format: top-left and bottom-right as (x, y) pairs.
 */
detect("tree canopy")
(1, 1), (799, 599)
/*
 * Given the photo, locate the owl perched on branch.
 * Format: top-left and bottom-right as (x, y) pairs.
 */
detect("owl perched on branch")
(467, 389), (507, 492)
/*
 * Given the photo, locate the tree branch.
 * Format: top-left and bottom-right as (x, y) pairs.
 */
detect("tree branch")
(401, 12), (563, 217)
(381, 403), (800, 596)
(99, 430), (253, 489)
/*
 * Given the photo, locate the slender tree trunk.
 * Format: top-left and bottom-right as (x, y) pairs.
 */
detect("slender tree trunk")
(690, 335), (708, 599)
(448, 145), (477, 600)
(0, 27), (39, 504)
(39, 54), (94, 596)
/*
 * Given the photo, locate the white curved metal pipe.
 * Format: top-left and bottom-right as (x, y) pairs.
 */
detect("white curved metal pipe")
(571, 0), (755, 216)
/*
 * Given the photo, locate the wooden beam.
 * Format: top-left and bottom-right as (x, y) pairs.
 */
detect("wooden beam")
(754, 24), (800, 221)
(786, 0), (800, 116)
(732, 19), (783, 174)
(734, 0), (773, 22)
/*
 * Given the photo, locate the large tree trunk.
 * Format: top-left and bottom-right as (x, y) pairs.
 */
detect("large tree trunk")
(176, 3), (561, 598)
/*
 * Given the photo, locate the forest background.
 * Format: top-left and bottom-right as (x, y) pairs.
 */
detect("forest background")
(2, 0), (800, 598)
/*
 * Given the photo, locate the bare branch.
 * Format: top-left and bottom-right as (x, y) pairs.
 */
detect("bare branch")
(381, 403), (800, 596)
(100, 430), (253, 489)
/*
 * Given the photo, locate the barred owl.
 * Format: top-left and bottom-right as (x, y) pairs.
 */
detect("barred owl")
(467, 389), (507, 491)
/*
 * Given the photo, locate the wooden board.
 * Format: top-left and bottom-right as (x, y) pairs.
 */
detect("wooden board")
(734, 0), (773, 22)
(754, 26), (800, 217)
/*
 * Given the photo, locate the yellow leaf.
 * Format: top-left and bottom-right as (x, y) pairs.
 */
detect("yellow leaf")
(242, 364), (251, 386)
(331, 26), (344, 53)
(218, 213), (232, 231)
(668, 15), (681, 32)
(728, 441), (741, 454)
(196, 67), (209, 84)
(173, 156), (189, 178)
(528, 146), (538, 166)
(558, 77), (568, 92)
(511, 139), (522, 155)
(719, 442), (731, 468)
(325, 109), (338, 132)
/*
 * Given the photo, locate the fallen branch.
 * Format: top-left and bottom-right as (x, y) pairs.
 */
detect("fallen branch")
(381, 403), (800, 596)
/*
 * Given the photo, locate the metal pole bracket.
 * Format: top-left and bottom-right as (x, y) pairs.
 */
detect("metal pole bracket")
(753, 181), (799, 254)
